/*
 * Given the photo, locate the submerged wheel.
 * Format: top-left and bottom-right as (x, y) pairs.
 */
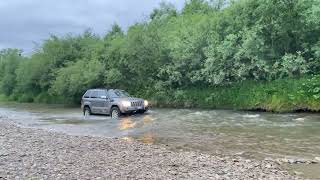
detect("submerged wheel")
(111, 107), (121, 119)
(84, 107), (91, 117)
(138, 110), (147, 114)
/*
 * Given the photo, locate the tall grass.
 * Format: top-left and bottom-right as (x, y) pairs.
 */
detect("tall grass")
(0, 92), (70, 104)
(150, 76), (320, 112)
(0, 94), (9, 102)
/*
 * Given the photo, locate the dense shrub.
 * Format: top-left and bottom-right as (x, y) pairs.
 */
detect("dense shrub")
(149, 76), (320, 112)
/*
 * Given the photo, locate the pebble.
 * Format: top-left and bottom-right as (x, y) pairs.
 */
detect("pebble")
(294, 171), (304, 176)
(0, 120), (299, 179)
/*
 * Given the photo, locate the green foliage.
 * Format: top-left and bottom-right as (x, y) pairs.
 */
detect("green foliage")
(15, 53), (48, 96)
(151, 76), (320, 112)
(0, 49), (24, 95)
(150, 1), (177, 20)
(50, 59), (104, 103)
(37, 31), (101, 90)
(300, 75), (320, 99)
(159, 13), (211, 87)
(273, 52), (309, 78)
(1, 0), (320, 112)
(0, 94), (9, 102)
(33, 92), (66, 104)
(182, 0), (213, 14)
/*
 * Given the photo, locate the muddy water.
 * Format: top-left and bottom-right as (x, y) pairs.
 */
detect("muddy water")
(0, 102), (319, 178)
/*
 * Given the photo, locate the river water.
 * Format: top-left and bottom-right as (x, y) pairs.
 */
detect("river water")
(0, 103), (319, 178)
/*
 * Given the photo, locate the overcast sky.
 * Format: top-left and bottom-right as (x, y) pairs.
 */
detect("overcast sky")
(0, 0), (185, 54)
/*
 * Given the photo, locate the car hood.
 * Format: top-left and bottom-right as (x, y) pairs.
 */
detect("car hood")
(114, 97), (144, 102)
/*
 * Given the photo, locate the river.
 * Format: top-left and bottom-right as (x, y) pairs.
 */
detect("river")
(0, 102), (319, 178)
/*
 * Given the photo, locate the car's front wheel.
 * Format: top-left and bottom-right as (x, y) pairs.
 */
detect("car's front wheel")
(84, 106), (91, 118)
(110, 107), (121, 119)
(137, 110), (147, 114)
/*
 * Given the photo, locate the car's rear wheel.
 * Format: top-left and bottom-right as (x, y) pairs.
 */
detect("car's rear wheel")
(111, 107), (121, 119)
(84, 107), (91, 118)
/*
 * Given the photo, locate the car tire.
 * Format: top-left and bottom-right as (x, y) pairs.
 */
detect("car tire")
(84, 106), (91, 117)
(111, 107), (121, 119)
(138, 110), (147, 114)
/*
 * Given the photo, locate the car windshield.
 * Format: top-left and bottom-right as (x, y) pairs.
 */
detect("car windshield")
(109, 90), (130, 98)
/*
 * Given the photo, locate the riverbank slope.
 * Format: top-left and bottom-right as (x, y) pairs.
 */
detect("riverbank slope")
(0, 119), (296, 179)
(150, 76), (320, 113)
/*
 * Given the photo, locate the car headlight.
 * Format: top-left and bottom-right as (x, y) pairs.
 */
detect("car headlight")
(144, 100), (149, 107)
(122, 101), (131, 107)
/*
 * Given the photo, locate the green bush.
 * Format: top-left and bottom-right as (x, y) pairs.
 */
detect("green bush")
(0, 94), (8, 102)
(149, 76), (320, 112)
(33, 92), (65, 104)
(17, 94), (34, 103)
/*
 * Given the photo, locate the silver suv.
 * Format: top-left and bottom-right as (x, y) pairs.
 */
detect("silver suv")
(81, 89), (149, 118)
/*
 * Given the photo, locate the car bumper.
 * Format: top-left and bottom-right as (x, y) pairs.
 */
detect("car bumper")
(121, 106), (149, 113)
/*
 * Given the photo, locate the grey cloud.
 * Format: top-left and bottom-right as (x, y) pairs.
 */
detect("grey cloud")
(0, 0), (185, 54)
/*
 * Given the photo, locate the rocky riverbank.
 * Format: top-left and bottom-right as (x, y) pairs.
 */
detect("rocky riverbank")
(0, 119), (297, 179)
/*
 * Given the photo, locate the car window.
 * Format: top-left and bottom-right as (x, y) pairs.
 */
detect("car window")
(107, 90), (116, 98)
(108, 90), (130, 98)
(90, 91), (99, 98)
(97, 90), (107, 98)
(83, 90), (91, 98)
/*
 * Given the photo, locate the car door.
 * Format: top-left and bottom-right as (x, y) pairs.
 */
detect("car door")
(90, 90), (100, 114)
(96, 90), (109, 114)
(82, 90), (91, 108)
(105, 91), (114, 115)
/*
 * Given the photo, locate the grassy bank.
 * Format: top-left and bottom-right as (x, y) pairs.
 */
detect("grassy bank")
(150, 76), (320, 113)
(1, 76), (320, 113)
(0, 92), (69, 104)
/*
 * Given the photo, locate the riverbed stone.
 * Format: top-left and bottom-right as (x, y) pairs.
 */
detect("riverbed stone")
(0, 119), (299, 179)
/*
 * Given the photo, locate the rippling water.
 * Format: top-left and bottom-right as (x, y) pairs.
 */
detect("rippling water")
(0, 102), (319, 178)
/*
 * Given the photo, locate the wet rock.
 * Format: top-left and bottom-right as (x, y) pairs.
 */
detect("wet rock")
(276, 158), (318, 165)
(233, 159), (240, 162)
(294, 171), (304, 176)
(264, 157), (273, 162)
(308, 160), (318, 164)
(265, 164), (272, 168)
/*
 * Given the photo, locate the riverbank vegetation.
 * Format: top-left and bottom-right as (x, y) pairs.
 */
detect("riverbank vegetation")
(153, 76), (320, 112)
(1, 0), (320, 112)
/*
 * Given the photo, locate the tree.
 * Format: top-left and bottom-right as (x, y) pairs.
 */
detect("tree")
(15, 53), (49, 96)
(50, 59), (104, 102)
(150, 1), (177, 20)
(0, 49), (23, 95)
(182, 0), (213, 14)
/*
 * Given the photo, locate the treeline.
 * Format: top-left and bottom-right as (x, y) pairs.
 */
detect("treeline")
(1, 0), (320, 110)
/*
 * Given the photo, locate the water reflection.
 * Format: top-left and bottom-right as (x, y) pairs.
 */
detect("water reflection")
(139, 133), (155, 145)
(143, 115), (154, 124)
(122, 133), (155, 145)
(118, 117), (136, 130)
(121, 136), (134, 142)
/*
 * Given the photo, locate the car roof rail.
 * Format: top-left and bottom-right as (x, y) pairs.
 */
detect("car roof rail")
(90, 88), (108, 91)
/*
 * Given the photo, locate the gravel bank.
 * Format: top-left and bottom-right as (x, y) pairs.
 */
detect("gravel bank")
(0, 119), (297, 179)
